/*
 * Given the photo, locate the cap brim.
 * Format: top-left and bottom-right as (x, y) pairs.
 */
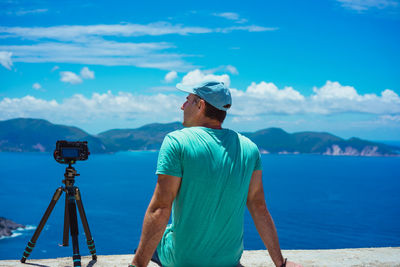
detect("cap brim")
(176, 83), (195, 94)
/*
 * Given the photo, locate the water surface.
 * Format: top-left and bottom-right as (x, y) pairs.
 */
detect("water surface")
(0, 152), (399, 259)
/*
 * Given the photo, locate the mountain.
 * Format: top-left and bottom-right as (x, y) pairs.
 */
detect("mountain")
(97, 122), (183, 152)
(0, 118), (398, 156)
(243, 128), (398, 156)
(0, 118), (106, 153)
(0, 217), (25, 238)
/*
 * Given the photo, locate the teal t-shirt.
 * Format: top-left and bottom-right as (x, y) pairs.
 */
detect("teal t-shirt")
(156, 127), (262, 267)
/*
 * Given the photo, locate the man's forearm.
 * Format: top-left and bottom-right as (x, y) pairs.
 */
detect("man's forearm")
(249, 204), (284, 267)
(132, 206), (171, 267)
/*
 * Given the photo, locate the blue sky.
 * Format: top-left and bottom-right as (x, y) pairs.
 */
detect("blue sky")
(0, 0), (399, 140)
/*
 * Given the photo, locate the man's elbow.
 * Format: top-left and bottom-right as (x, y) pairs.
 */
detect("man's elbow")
(247, 199), (268, 215)
(149, 205), (171, 221)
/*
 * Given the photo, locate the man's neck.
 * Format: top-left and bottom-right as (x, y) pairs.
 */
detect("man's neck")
(196, 119), (222, 129)
(200, 123), (222, 129)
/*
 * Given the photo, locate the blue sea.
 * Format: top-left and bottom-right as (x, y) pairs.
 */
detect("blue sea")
(1, 152), (400, 260)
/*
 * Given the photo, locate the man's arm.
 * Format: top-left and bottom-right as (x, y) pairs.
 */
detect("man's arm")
(131, 174), (181, 267)
(247, 170), (302, 267)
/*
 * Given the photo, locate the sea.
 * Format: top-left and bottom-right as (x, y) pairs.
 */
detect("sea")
(0, 151), (399, 260)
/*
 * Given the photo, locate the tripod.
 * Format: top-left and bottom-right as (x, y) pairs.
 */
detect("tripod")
(21, 163), (97, 266)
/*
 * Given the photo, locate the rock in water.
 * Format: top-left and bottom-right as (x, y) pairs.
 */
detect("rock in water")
(0, 217), (25, 238)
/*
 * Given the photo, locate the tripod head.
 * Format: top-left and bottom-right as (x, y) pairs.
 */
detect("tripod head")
(63, 163), (80, 187)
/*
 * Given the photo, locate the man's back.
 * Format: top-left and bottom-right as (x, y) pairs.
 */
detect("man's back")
(156, 127), (262, 267)
(131, 81), (301, 267)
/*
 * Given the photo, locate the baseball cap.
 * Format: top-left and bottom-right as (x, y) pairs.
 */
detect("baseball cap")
(176, 80), (232, 111)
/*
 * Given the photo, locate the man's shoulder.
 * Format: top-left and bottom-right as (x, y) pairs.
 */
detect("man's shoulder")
(165, 126), (209, 137)
(163, 128), (197, 144)
(236, 131), (258, 148)
(165, 127), (192, 138)
(165, 127), (258, 148)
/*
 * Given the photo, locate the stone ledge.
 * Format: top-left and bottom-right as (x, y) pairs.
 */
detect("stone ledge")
(1, 247), (399, 267)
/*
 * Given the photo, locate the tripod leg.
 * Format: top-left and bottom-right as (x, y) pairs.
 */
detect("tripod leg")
(62, 192), (70, 246)
(67, 193), (82, 267)
(20, 187), (63, 263)
(75, 187), (97, 260)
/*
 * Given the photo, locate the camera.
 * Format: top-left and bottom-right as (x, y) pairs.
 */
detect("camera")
(54, 140), (90, 164)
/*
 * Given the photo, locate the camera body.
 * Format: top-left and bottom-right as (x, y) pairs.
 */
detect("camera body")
(54, 140), (90, 164)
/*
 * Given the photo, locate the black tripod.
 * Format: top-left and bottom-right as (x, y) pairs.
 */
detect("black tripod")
(21, 163), (97, 266)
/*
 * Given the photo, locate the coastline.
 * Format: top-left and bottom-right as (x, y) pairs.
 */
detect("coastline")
(1, 247), (399, 267)
(1, 150), (399, 157)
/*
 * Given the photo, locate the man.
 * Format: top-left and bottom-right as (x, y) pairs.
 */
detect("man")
(130, 81), (302, 267)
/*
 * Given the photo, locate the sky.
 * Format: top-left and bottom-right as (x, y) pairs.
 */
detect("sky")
(0, 0), (399, 140)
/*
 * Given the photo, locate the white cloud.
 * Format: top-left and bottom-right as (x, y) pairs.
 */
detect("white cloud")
(226, 65), (239, 75)
(0, 91), (183, 125)
(0, 95), (59, 119)
(312, 81), (359, 100)
(32, 83), (41, 90)
(0, 39), (193, 71)
(204, 65), (239, 75)
(309, 81), (400, 114)
(247, 82), (305, 101)
(0, 23), (276, 70)
(213, 12), (248, 23)
(230, 82), (306, 115)
(0, 22), (274, 41)
(164, 71), (178, 83)
(1, 81), (399, 133)
(228, 80), (400, 116)
(180, 69), (231, 87)
(149, 86), (177, 92)
(15, 9), (48, 16)
(337, 0), (398, 11)
(50, 77), (400, 118)
(60, 71), (82, 84)
(214, 12), (240, 20)
(380, 114), (400, 122)
(381, 89), (400, 102)
(231, 116), (261, 123)
(217, 25), (278, 33)
(0, 51), (13, 70)
(176, 71), (392, 118)
(80, 67), (95, 79)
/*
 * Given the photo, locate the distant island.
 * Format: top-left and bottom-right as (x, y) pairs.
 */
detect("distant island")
(0, 118), (398, 156)
(0, 217), (25, 238)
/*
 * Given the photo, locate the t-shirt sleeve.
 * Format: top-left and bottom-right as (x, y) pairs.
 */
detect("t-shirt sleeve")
(156, 133), (183, 177)
(254, 145), (262, 171)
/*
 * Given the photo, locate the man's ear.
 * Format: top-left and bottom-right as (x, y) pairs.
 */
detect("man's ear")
(198, 99), (205, 110)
